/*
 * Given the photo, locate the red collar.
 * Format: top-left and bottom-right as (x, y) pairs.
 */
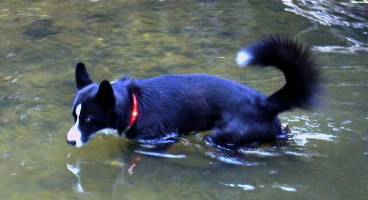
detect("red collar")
(126, 93), (138, 130)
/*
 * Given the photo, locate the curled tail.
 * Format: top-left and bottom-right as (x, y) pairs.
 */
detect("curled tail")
(236, 35), (320, 114)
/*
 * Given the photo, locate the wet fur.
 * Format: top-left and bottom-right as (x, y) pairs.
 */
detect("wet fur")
(67, 35), (320, 150)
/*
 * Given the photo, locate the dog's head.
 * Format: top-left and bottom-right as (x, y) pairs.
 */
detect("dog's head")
(67, 63), (122, 147)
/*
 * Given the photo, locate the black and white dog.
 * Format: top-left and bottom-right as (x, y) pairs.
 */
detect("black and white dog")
(67, 35), (319, 150)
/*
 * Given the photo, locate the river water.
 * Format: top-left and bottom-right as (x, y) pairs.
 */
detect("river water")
(0, 0), (367, 199)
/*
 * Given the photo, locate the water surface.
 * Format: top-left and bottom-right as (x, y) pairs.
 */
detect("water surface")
(0, 0), (367, 199)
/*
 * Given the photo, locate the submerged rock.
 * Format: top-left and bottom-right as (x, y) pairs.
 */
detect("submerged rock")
(23, 19), (61, 39)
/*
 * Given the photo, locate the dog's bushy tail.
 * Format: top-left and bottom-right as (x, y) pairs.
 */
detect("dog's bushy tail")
(236, 35), (320, 114)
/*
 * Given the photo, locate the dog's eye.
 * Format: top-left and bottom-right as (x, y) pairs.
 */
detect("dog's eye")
(85, 117), (92, 123)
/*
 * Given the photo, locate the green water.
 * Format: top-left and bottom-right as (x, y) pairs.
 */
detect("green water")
(0, 0), (367, 199)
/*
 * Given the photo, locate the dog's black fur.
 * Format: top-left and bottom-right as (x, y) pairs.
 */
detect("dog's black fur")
(67, 35), (320, 150)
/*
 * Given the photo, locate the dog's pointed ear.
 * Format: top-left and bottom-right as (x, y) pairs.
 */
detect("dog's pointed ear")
(96, 80), (115, 109)
(76, 62), (93, 90)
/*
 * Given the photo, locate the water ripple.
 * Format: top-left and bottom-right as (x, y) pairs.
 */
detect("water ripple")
(220, 182), (256, 191)
(281, 0), (368, 27)
(206, 151), (264, 166)
(134, 150), (186, 159)
(272, 184), (297, 192)
(281, 0), (368, 53)
(293, 132), (336, 146)
(312, 36), (368, 53)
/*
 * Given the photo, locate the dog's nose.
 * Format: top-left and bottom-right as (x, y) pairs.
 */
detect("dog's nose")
(67, 139), (76, 146)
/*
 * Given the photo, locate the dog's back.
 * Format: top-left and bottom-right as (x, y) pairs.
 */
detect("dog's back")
(131, 74), (267, 134)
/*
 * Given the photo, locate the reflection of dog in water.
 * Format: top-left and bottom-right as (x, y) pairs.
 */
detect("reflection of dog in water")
(66, 35), (320, 150)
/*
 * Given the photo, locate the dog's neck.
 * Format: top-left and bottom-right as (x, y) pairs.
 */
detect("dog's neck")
(124, 92), (138, 132)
